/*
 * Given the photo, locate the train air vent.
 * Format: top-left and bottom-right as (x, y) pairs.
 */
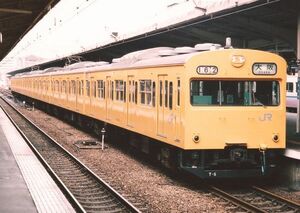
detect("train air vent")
(174, 46), (196, 54)
(158, 49), (177, 57)
(194, 43), (221, 51)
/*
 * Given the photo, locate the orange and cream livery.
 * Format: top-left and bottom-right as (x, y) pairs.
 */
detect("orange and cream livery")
(10, 43), (286, 178)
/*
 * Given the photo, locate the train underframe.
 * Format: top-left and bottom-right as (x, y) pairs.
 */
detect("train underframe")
(12, 92), (282, 179)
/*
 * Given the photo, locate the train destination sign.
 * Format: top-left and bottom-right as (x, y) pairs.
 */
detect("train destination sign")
(196, 66), (218, 75)
(252, 63), (277, 75)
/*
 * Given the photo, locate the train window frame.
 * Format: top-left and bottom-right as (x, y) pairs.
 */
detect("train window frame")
(190, 79), (280, 107)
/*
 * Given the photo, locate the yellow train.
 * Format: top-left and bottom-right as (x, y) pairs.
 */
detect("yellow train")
(10, 43), (286, 178)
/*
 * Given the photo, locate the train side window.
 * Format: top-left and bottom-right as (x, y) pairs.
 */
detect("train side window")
(140, 80), (145, 104)
(115, 80), (124, 101)
(103, 81), (105, 99)
(124, 81), (126, 102)
(111, 81), (114, 100)
(86, 80), (90, 96)
(129, 81), (132, 102)
(140, 80), (152, 106)
(135, 81), (138, 104)
(152, 82), (156, 107)
(169, 81), (173, 109)
(93, 81), (97, 97)
(159, 81), (162, 107)
(78, 81), (81, 95)
(286, 82), (293, 92)
(81, 80), (84, 96)
(97, 80), (105, 99)
(165, 80), (168, 108)
(177, 79), (180, 106)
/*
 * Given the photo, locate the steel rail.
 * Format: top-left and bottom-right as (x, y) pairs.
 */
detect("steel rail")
(210, 186), (267, 213)
(0, 96), (141, 213)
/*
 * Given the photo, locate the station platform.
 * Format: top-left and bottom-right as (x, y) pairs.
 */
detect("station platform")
(286, 112), (300, 160)
(0, 107), (75, 212)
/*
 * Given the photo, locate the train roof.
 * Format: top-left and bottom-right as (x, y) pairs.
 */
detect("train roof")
(12, 43), (282, 78)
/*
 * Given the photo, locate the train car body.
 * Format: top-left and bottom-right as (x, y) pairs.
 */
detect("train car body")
(286, 74), (297, 112)
(10, 46), (286, 178)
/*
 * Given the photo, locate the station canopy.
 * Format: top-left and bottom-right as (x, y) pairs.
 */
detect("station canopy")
(0, 0), (59, 61)
(6, 0), (300, 75)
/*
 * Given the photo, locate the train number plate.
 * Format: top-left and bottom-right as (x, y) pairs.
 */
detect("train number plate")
(196, 66), (218, 75)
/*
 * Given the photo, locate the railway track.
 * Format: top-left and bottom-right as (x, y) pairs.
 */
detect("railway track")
(0, 96), (142, 213)
(209, 184), (300, 213)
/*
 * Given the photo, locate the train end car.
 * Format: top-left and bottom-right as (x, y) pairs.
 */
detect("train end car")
(10, 43), (287, 179)
(178, 48), (286, 178)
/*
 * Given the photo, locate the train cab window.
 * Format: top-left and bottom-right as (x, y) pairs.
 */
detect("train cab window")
(169, 82), (173, 109)
(190, 80), (280, 106)
(286, 82), (294, 92)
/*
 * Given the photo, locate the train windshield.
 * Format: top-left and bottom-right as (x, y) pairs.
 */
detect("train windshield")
(190, 80), (280, 106)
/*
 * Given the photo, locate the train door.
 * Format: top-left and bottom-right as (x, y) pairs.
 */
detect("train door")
(127, 75), (135, 127)
(174, 77), (182, 142)
(106, 76), (112, 120)
(157, 75), (167, 137)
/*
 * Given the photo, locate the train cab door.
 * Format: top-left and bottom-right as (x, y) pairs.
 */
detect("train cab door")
(106, 76), (112, 120)
(127, 75), (135, 127)
(157, 75), (167, 137)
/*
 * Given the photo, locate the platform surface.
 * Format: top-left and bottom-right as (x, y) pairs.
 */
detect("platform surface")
(0, 107), (75, 213)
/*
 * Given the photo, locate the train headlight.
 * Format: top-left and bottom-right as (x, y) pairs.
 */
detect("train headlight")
(193, 134), (200, 143)
(272, 134), (279, 143)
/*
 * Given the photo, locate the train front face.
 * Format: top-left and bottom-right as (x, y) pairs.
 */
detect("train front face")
(180, 49), (286, 178)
